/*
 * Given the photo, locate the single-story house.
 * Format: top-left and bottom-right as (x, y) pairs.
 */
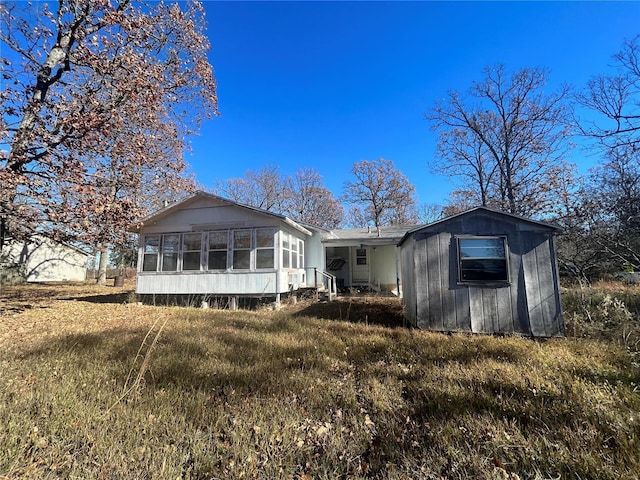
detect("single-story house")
(131, 192), (319, 304)
(131, 192), (411, 304)
(320, 225), (413, 294)
(0, 236), (89, 283)
(398, 207), (564, 337)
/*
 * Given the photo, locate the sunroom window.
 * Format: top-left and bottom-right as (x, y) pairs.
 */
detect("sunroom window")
(142, 235), (160, 271)
(291, 238), (299, 268)
(161, 234), (180, 272)
(282, 233), (303, 269)
(232, 230), (251, 270)
(282, 233), (291, 268)
(182, 233), (202, 271)
(255, 228), (275, 269)
(298, 240), (304, 269)
(208, 230), (228, 270)
(457, 236), (508, 283)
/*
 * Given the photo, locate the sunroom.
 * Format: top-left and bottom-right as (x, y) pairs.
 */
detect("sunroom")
(131, 192), (314, 302)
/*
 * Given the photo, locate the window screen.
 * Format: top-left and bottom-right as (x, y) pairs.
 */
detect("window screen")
(233, 230), (251, 269)
(182, 233), (202, 270)
(255, 228), (274, 269)
(142, 235), (160, 271)
(161, 234), (180, 272)
(208, 230), (228, 270)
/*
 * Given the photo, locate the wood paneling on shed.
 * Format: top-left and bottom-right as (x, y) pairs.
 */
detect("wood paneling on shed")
(400, 207), (563, 337)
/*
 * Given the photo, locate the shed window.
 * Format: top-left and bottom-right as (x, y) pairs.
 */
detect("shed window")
(457, 237), (508, 283)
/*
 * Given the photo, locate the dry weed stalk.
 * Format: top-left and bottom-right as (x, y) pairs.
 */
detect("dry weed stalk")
(107, 315), (169, 412)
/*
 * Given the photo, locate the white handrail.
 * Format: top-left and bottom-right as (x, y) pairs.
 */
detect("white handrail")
(305, 267), (337, 301)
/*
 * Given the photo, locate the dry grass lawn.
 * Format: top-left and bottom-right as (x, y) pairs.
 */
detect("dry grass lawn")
(0, 281), (638, 479)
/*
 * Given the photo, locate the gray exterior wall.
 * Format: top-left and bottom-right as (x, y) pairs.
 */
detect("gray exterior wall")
(400, 209), (563, 337)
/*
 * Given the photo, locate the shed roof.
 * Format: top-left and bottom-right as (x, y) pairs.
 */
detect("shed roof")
(397, 206), (561, 247)
(130, 191), (312, 236)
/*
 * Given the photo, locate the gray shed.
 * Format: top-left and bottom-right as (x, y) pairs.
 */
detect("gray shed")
(398, 207), (563, 337)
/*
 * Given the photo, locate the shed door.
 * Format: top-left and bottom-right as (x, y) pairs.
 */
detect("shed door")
(351, 247), (369, 284)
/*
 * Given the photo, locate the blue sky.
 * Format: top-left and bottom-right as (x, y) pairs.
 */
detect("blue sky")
(188, 1), (640, 206)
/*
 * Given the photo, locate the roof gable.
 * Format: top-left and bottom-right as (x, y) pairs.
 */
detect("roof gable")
(130, 191), (311, 235)
(398, 206), (560, 246)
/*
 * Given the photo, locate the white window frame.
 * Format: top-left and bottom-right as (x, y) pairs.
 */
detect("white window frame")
(142, 235), (161, 272)
(255, 228), (276, 270)
(182, 232), (203, 271)
(282, 232), (304, 270)
(232, 229), (252, 270)
(208, 230), (229, 271)
(140, 228), (283, 273)
(160, 234), (181, 272)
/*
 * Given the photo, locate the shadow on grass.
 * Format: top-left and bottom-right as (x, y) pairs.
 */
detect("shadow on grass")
(292, 297), (406, 329)
(14, 309), (640, 407)
(70, 291), (134, 304)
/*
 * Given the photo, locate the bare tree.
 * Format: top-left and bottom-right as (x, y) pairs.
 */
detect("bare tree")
(343, 206), (369, 229)
(426, 65), (574, 217)
(343, 158), (417, 227)
(0, 0), (217, 255)
(431, 129), (498, 208)
(575, 36), (640, 152)
(570, 37), (640, 275)
(217, 166), (344, 229)
(217, 165), (289, 213)
(284, 168), (344, 229)
(585, 147), (640, 270)
(416, 203), (445, 224)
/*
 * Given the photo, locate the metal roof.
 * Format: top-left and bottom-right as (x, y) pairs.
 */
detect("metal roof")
(323, 225), (415, 244)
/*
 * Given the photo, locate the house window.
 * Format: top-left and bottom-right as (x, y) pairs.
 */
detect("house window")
(232, 229), (251, 270)
(356, 248), (367, 265)
(182, 233), (202, 271)
(208, 230), (228, 270)
(282, 233), (303, 269)
(140, 228), (283, 273)
(298, 240), (304, 269)
(142, 235), (160, 271)
(161, 234), (180, 271)
(291, 237), (298, 268)
(282, 233), (291, 268)
(457, 236), (508, 283)
(255, 228), (275, 269)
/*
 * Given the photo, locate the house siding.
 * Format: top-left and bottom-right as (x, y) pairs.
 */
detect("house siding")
(1, 238), (88, 282)
(136, 271), (285, 295)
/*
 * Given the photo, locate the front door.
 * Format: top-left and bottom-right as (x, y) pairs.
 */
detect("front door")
(351, 247), (369, 285)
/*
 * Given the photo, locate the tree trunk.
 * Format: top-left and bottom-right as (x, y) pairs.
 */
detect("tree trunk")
(97, 246), (108, 285)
